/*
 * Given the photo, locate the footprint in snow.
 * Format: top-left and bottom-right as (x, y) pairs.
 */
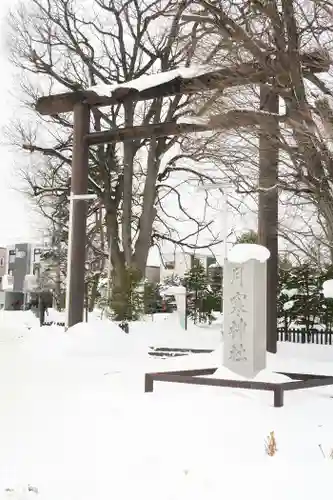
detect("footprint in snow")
(4, 486), (38, 496)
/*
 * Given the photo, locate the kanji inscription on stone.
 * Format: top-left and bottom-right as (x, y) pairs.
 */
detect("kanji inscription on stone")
(223, 259), (267, 378)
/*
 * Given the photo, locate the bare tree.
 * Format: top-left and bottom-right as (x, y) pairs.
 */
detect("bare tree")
(7, 0), (224, 317)
(172, 0), (333, 351)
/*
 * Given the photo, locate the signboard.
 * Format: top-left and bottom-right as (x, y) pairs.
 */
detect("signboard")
(223, 259), (267, 378)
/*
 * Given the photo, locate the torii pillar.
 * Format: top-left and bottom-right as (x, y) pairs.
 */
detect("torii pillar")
(258, 86), (279, 353)
(65, 103), (90, 329)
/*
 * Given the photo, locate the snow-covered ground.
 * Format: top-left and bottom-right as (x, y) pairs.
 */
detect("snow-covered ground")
(0, 310), (333, 500)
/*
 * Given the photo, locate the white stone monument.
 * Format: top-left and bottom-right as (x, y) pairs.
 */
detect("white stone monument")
(164, 285), (187, 330)
(223, 244), (270, 378)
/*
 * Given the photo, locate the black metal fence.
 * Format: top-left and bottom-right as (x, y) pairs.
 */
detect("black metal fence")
(39, 321), (333, 346)
(277, 327), (333, 345)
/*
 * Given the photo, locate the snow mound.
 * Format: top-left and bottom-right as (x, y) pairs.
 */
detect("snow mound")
(18, 326), (69, 360)
(212, 366), (249, 380)
(136, 312), (221, 349)
(212, 367), (293, 383)
(228, 243), (270, 264)
(0, 310), (39, 330)
(163, 285), (186, 296)
(253, 369), (293, 383)
(65, 320), (147, 358)
(283, 300), (295, 311)
(281, 287), (298, 298)
(45, 308), (65, 323)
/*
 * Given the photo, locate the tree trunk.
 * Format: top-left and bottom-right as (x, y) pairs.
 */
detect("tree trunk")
(318, 197), (333, 265)
(54, 252), (61, 311)
(122, 103), (135, 265)
(110, 261), (142, 321)
(258, 85), (279, 354)
(89, 273), (100, 312)
(134, 101), (162, 273)
(106, 210), (142, 321)
(53, 222), (62, 311)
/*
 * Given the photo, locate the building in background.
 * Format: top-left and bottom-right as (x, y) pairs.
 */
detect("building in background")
(5, 243), (32, 309)
(0, 247), (6, 309)
(145, 265), (160, 284)
(2, 242), (52, 310)
(0, 243), (219, 310)
(160, 252), (217, 282)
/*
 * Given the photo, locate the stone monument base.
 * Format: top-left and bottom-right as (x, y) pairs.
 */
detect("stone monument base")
(144, 367), (333, 408)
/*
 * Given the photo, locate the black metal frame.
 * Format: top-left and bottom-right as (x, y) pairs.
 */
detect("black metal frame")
(144, 368), (333, 407)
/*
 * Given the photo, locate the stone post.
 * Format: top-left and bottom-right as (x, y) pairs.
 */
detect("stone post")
(223, 248), (268, 378)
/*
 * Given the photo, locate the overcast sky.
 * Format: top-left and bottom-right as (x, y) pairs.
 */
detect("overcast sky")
(0, 0), (258, 263)
(0, 0), (44, 248)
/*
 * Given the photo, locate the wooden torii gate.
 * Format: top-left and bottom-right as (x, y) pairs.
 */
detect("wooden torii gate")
(36, 55), (328, 351)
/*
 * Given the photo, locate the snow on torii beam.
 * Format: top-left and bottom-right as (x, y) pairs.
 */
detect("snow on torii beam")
(35, 51), (329, 116)
(36, 62), (268, 115)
